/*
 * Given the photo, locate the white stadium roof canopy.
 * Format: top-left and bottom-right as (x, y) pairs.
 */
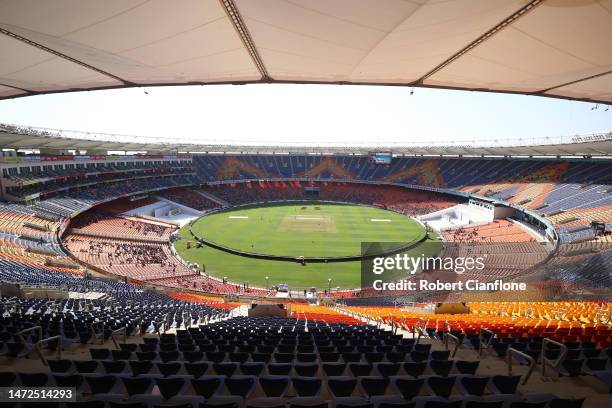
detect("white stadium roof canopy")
(1, 123), (611, 157)
(1, 0), (612, 104)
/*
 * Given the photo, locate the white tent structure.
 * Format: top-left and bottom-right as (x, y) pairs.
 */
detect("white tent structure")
(1, 0), (611, 103)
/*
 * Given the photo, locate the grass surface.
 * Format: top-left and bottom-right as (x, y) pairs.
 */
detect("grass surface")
(175, 202), (438, 290)
(190, 203), (421, 257)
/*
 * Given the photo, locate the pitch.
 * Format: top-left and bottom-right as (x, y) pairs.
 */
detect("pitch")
(175, 202), (436, 290)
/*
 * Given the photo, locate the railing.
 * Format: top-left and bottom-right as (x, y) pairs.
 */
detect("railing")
(506, 347), (536, 385)
(198, 311), (209, 326)
(198, 310), (211, 326)
(541, 338), (568, 377)
(478, 328), (495, 358)
(353, 312), (372, 324)
(16, 326), (42, 352)
(414, 319), (427, 344)
(90, 321), (105, 345)
(443, 332), (462, 358)
(111, 327), (127, 349)
(35, 336), (62, 366)
(160, 313), (170, 333)
(183, 312), (192, 329)
(17, 327), (62, 365)
(3, 122), (610, 151)
(390, 319), (399, 335)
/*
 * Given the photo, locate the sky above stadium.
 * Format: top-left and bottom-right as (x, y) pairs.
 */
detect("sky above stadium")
(0, 85), (610, 146)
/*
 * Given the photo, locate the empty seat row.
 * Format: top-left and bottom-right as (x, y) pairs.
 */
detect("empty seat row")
(115, 342), (424, 354)
(86, 348), (449, 364)
(48, 359), (480, 378)
(0, 372), (526, 399)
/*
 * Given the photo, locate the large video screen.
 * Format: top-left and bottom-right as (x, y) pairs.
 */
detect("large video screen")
(368, 151), (392, 164)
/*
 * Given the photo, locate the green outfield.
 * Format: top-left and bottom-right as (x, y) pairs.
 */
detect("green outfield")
(174, 202), (439, 290)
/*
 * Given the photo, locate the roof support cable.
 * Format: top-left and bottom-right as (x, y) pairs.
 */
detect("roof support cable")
(219, 0), (271, 81)
(536, 69), (612, 95)
(414, 0), (543, 85)
(0, 26), (133, 85)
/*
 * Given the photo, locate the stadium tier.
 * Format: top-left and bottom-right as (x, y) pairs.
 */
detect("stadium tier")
(0, 153), (609, 296)
(1, 294), (612, 406)
(2, 154), (609, 233)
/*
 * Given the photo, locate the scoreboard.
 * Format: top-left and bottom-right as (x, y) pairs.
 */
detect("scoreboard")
(368, 151), (392, 164)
